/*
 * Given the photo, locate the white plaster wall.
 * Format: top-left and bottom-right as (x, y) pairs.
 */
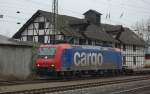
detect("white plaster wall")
(121, 45), (145, 69)
(38, 30), (45, 35)
(27, 30), (33, 35)
(34, 36), (38, 42)
(44, 36), (49, 43)
(22, 36), (27, 41)
(38, 16), (45, 22)
(33, 23), (39, 30)
(34, 16), (44, 22)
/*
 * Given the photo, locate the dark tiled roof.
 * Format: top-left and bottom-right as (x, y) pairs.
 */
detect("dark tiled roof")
(101, 24), (123, 32)
(60, 26), (84, 38)
(69, 19), (88, 25)
(84, 24), (117, 42)
(102, 24), (146, 46)
(83, 9), (102, 15)
(119, 28), (146, 46)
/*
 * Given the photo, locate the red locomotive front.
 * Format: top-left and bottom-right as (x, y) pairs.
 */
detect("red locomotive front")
(35, 44), (72, 75)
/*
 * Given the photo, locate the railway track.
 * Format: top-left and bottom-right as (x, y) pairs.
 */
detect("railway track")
(0, 74), (145, 86)
(0, 67), (149, 87)
(0, 71), (149, 87)
(1, 75), (150, 94)
(0, 74), (129, 86)
(0, 80), (49, 86)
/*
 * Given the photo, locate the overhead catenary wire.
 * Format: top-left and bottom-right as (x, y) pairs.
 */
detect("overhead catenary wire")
(1, 0), (150, 18)
(140, 0), (150, 6)
(1, 0), (150, 37)
(0, 0), (150, 28)
(89, 0), (150, 27)
(17, 0), (150, 17)
(89, 0), (150, 15)
(0, 19), (23, 24)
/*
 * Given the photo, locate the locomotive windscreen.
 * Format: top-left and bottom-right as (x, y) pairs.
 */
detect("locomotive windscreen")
(38, 47), (56, 58)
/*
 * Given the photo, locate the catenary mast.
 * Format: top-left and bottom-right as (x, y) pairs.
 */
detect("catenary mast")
(52, 0), (58, 44)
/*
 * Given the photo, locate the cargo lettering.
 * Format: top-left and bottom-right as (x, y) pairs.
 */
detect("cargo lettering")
(74, 52), (103, 66)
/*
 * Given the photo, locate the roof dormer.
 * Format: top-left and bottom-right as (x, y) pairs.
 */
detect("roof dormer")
(83, 9), (102, 25)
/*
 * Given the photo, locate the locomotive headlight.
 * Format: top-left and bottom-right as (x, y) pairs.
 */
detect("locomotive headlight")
(37, 64), (40, 67)
(51, 64), (55, 67)
(44, 56), (48, 59)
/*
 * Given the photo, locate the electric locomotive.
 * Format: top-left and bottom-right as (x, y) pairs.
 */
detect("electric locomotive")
(35, 43), (123, 76)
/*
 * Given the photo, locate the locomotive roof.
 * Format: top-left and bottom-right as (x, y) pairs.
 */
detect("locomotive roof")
(12, 10), (146, 46)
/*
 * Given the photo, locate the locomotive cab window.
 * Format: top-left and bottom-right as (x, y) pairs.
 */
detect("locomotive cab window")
(38, 47), (56, 58)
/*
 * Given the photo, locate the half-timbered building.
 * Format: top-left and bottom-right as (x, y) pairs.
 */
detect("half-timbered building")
(106, 25), (146, 69)
(12, 9), (146, 69)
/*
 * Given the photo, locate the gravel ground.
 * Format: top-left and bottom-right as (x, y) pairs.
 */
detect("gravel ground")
(0, 75), (150, 93)
(47, 79), (150, 94)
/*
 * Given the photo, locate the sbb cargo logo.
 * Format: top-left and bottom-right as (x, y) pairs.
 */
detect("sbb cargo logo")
(73, 52), (103, 66)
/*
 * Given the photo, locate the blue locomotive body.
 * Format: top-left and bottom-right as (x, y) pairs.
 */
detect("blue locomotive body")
(61, 48), (122, 71)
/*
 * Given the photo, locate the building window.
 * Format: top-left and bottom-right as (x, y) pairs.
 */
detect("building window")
(70, 38), (74, 44)
(115, 43), (121, 48)
(50, 35), (56, 44)
(133, 56), (136, 65)
(123, 56), (126, 65)
(133, 45), (136, 52)
(79, 39), (86, 45)
(123, 44), (126, 51)
(64, 36), (71, 41)
(88, 40), (92, 45)
(95, 41), (103, 46)
(64, 36), (74, 44)
(145, 54), (150, 60)
(38, 35), (45, 43)
(27, 35), (33, 41)
(38, 22), (45, 30)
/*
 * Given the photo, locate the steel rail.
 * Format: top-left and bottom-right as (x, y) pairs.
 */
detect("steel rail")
(0, 72), (149, 87)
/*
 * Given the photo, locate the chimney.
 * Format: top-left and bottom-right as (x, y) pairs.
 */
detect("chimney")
(83, 9), (102, 25)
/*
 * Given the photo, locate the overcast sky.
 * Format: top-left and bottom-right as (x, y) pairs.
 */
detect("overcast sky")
(0, 0), (150, 37)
